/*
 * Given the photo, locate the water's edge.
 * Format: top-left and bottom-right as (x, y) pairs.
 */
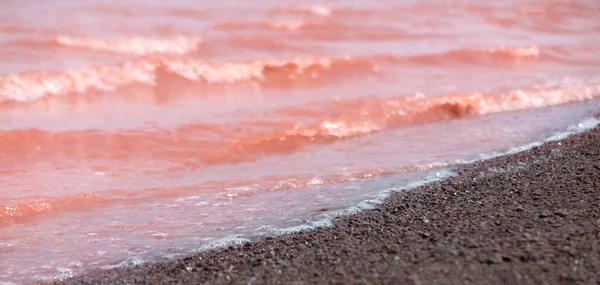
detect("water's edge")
(42, 116), (600, 284)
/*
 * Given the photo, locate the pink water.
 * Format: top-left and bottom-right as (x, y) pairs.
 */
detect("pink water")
(1, 0), (600, 283)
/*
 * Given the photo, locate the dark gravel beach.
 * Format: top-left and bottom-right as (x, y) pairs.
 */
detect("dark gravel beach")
(55, 125), (600, 285)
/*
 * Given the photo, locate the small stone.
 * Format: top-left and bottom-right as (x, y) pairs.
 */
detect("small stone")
(539, 211), (552, 218)
(487, 253), (503, 264)
(524, 251), (538, 262)
(501, 254), (512, 262)
(334, 267), (346, 276)
(449, 248), (459, 256)
(251, 257), (263, 267)
(523, 233), (539, 242)
(554, 209), (568, 217)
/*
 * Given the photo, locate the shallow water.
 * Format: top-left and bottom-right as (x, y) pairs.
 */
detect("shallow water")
(1, 0), (600, 283)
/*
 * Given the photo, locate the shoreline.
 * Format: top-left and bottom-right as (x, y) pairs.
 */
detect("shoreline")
(55, 123), (600, 285)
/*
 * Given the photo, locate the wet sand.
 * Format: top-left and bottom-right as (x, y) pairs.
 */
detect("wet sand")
(54, 123), (600, 285)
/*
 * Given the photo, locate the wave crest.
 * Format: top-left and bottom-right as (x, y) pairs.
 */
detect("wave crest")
(0, 194), (111, 227)
(0, 56), (376, 103)
(0, 46), (551, 104)
(50, 36), (203, 56)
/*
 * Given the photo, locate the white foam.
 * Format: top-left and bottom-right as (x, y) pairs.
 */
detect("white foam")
(329, 169), (457, 216)
(151, 232), (170, 239)
(304, 5), (332, 16)
(100, 256), (144, 270)
(308, 178), (325, 186)
(226, 187), (253, 192)
(269, 218), (334, 235)
(190, 236), (251, 253)
(53, 267), (73, 280)
(67, 261), (83, 268)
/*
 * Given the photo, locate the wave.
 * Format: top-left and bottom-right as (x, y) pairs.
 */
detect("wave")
(0, 193), (114, 227)
(0, 56), (376, 103)
(273, 5), (334, 17)
(0, 46), (544, 104)
(269, 2), (598, 36)
(162, 79), (598, 164)
(0, 25), (32, 34)
(409, 46), (540, 65)
(269, 5), (397, 18)
(483, 1), (598, 34)
(2, 80), (598, 165)
(224, 36), (298, 51)
(233, 79), (599, 154)
(216, 20), (334, 32)
(167, 7), (206, 19)
(215, 20), (408, 41)
(0, 127), (227, 163)
(32, 36), (203, 56)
